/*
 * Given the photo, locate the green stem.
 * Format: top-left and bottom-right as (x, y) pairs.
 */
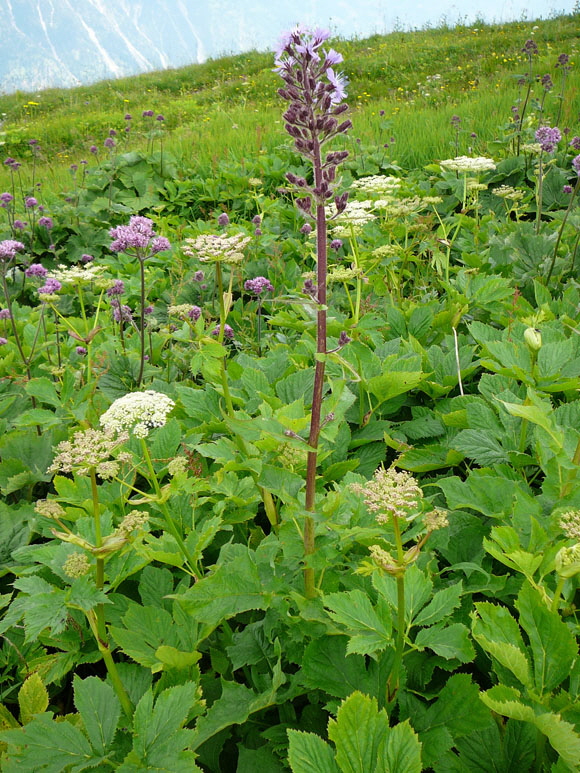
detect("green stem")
(546, 175), (580, 285)
(140, 438), (200, 577)
(535, 154), (544, 236)
(387, 515), (406, 703)
(551, 576), (566, 613)
(136, 258), (146, 387)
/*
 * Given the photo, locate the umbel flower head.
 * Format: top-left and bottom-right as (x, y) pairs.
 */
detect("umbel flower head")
(351, 466), (423, 523)
(183, 233), (251, 264)
(439, 156), (496, 173)
(100, 390), (175, 438)
(49, 427), (129, 476)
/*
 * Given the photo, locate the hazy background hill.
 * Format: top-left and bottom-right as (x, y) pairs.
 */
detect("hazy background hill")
(0, 0), (573, 94)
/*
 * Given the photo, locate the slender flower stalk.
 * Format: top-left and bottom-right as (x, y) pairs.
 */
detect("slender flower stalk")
(547, 155), (580, 283)
(276, 26), (351, 596)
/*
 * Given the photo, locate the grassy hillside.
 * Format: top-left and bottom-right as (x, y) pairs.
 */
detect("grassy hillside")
(0, 11), (579, 193)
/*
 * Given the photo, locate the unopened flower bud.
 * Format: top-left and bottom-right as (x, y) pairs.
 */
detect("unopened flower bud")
(524, 327), (542, 351)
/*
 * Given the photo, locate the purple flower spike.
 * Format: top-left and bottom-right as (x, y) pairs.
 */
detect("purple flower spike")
(104, 137), (116, 149)
(13, 220), (26, 230)
(25, 196), (38, 208)
(76, 346), (87, 355)
(38, 216), (54, 229)
(244, 276), (274, 296)
(573, 155), (580, 177)
(38, 278), (62, 295)
(569, 136), (580, 151)
(107, 280), (125, 297)
(188, 306), (201, 321)
(0, 192), (13, 203)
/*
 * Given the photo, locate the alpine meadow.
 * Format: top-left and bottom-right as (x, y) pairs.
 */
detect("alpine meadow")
(1, 12), (580, 773)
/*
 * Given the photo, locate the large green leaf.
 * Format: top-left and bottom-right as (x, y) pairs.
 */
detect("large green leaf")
(73, 676), (120, 756)
(414, 623), (474, 662)
(110, 604), (180, 670)
(287, 730), (340, 773)
(515, 582), (577, 695)
(472, 602), (531, 688)
(18, 673), (48, 725)
(328, 691), (388, 773)
(412, 582), (463, 627)
(323, 590), (392, 655)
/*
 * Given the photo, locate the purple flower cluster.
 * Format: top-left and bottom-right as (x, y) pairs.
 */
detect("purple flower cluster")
(211, 323), (234, 339)
(25, 196), (38, 209)
(276, 26), (351, 210)
(109, 216), (171, 257)
(37, 278), (62, 295)
(38, 216), (53, 229)
(573, 155), (580, 177)
(217, 213), (230, 226)
(569, 136), (580, 151)
(188, 305), (201, 321)
(244, 276), (274, 296)
(81, 253), (94, 263)
(142, 110), (154, 117)
(0, 308), (11, 319)
(535, 125), (561, 153)
(110, 298), (133, 322)
(0, 337), (7, 346)
(25, 263), (48, 277)
(0, 239), (25, 261)
(106, 279), (125, 297)
(0, 192), (13, 204)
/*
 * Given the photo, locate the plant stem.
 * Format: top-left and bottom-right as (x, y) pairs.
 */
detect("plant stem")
(535, 153), (544, 235)
(551, 576), (566, 613)
(546, 175), (580, 284)
(387, 514), (406, 703)
(136, 258), (146, 387)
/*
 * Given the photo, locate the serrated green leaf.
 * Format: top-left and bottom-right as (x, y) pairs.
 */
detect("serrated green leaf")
(419, 674), (493, 739)
(287, 730), (339, 773)
(149, 418), (182, 460)
(73, 676), (120, 756)
(174, 546), (272, 630)
(472, 602), (532, 688)
(24, 378), (61, 408)
(0, 714), (93, 773)
(378, 719), (422, 773)
(110, 605), (180, 670)
(515, 582), (577, 695)
(328, 692), (388, 773)
(323, 590), (392, 656)
(452, 429), (508, 466)
(413, 582), (463, 627)
(18, 673), (48, 725)
(415, 623), (474, 662)
(155, 645), (201, 669)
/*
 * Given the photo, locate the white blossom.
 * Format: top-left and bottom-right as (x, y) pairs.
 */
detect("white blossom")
(100, 390), (175, 439)
(439, 156), (496, 173)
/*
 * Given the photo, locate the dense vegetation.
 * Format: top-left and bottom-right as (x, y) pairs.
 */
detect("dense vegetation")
(0, 12), (579, 773)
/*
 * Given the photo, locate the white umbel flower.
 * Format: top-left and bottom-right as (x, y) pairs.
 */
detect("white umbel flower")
(439, 156), (496, 173)
(100, 390), (175, 438)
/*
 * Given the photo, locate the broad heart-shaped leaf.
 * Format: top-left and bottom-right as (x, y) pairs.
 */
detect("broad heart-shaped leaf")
(173, 545), (273, 631)
(472, 602), (532, 689)
(481, 685), (580, 771)
(18, 672), (48, 725)
(412, 582), (463, 627)
(287, 730), (340, 773)
(327, 692), (422, 773)
(0, 714), (94, 772)
(323, 589), (392, 656)
(73, 676), (120, 756)
(515, 582), (578, 696)
(414, 623), (474, 662)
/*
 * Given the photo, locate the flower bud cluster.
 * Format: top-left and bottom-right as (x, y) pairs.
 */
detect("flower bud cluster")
(440, 156), (496, 173)
(351, 466), (423, 523)
(183, 233), (251, 264)
(48, 428), (129, 476)
(275, 26), (351, 208)
(109, 216), (170, 259)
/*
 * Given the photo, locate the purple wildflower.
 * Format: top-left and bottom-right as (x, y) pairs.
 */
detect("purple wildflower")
(13, 220), (26, 230)
(106, 279), (125, 297)
(194, 270), (205, 282)
(25, 196), (38, 208)
(522, 39), (538, 56)
(217, 213), (230, 226)
(211, 323), (234, 339)
(188, 306), (201, 320)
(540, 73), (553, 90)
(300, 223), (313, 235)
(38, 278), (62, 295)
(38, 216), (53, 229)
(573, 155), (580, 176)
(144, 305), (154, 315)
(110, 299), (133, 322)
(76, 346), (87, 355)
(109, 215), (168, 257)
(156, 114), (165, 122)
(535, 125), (561, 153)
(557, 53), (570, 68)
(125, 114), (132, 120)
(569, 136), (580, 151)
(451, 115), (461, 126)
(0, 337), (7, 346)
(142, 109), (154, 117)
(89, 145), (98, 154)
(70, 164), (78, 172)
(25, 263), (48, 277)
(563, 185), (573, 194)
(252, 215), (261, 225)
(151, 236), (171, 254)
(81, 253), (94, 263)
(330, 239), (343, 251)
(104, 137), (116, 149)
(0, 192), (13, 203)
(254, 228), (262, 236)
(244, 276), (274, 295)
(109, 128), (117, 137)
(0, 240), (25, 261)
(0, 308), (11, 319)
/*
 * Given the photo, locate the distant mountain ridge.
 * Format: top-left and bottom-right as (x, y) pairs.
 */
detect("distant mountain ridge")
(0, 0), (563, 95)
(0, 0), (385, 94)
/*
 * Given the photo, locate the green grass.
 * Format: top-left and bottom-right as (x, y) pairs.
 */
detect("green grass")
(0, 11), (579, 194)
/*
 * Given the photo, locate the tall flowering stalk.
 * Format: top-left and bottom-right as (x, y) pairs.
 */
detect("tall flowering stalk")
(276, 26), (351, 596)
(109, 216), (171, 386)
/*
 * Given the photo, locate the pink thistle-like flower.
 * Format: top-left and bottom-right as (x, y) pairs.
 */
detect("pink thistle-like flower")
(0, 239), (25, 261)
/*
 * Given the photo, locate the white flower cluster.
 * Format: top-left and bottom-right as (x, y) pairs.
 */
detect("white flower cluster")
(351, 175), (401, 195)
(493, 185), (524, 201)
(439, 156), (496, 173)
(51, 264), (108, 285)
(327, 200), (376, 236)
(100, 390), (175, 439)
(182, 233), (251, 264)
